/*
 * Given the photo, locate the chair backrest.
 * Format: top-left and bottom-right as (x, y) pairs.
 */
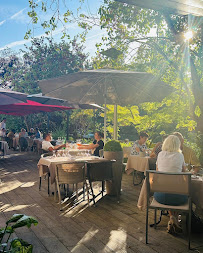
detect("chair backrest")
(123, 147), (132, 158)
(87, 160), (113, 181)
(56, 162), (85, 185)
(146, 170), (191, 196)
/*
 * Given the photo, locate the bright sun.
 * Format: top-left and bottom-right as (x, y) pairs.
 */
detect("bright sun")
(184, 31), (193, 41)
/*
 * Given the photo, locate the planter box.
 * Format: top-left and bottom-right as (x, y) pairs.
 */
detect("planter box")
(103, 151), (123, 196)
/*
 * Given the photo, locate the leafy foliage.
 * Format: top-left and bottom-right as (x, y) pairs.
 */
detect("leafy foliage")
(0, 214), (38, 253)
(104, 140), (123, 151)
(90, 0), (203, 162)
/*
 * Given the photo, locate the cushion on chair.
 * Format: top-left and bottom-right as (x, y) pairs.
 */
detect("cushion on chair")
(150, 198), (190, 211)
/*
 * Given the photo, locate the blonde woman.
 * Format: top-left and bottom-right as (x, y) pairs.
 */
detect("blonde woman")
(154, 135), (187, 233)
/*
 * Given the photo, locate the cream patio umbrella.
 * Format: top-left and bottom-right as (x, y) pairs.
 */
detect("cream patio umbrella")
(39, 69), (173, 142)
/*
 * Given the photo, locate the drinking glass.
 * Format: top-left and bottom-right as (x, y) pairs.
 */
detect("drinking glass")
(53, 150), (56, 158)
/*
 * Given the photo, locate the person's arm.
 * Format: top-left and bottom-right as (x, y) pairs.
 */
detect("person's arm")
(150, 142), (161, 158)
(182, 165), (186, 172)
(48, 143), (66, 152)
(78, 143), (99, 150)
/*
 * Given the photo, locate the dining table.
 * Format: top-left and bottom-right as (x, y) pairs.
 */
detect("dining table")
(13, 136), (19, 149)
(125, 155), (150, 175)
(37, 155), (110, 184)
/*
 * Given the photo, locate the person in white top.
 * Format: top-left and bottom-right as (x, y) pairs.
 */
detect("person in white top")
(42, 133), (66, 152)
(155, 135), (187, 234)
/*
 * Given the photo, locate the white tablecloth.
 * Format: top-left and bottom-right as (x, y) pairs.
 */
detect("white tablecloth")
(0, 141), (9, 156)
(125, 155), (150, 175)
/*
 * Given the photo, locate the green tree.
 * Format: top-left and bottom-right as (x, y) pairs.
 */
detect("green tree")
(89, 1), (202, 158)
(0, 37), (90, 135)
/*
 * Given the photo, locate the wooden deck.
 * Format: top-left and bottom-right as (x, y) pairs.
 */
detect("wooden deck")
(0, 152), (202, 253)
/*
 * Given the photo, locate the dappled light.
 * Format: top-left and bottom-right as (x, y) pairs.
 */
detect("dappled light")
(20, 181), (36, 188)
(103, 228), (127, 252)
(0, 1), (203, 252)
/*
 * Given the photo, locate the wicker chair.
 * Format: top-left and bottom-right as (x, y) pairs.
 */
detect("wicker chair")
(55, 162), (89, 210)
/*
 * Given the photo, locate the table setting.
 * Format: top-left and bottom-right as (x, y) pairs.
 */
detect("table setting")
(125, 150), (151, 175)
(38, 151), (108, 184)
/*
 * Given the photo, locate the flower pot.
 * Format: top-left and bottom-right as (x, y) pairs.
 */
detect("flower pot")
(103, 151), (123, 196)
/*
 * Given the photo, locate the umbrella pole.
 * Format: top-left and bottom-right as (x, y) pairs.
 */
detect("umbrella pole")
(104, 100), (107, 144)
(113, 104), (118, 140)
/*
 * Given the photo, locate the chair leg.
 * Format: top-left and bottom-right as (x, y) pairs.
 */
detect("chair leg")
(47, 174), (50, 196)
(39, 177), (42, 190)
(102, 181), (105, 196)
(89, 180), (96, 205)
(85, 182), (90, 205)
(188, 210), (191, 249)
(56, 181), (62, 210)
(83, 183), (85, 200)
(54, 182), (57, 202)
(76, 183), (78, 201)
(133, 170), (135, 185)
(146, 207), (149, 244)
(154, 209), (157, 229)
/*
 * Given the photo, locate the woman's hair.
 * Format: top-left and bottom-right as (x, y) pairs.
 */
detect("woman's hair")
(139, 132), (149, 139)
(95, 131), (104, 138)
(43, 132), (50, 140)
(172, 131), (184, 142)
(162, 135), (181, 153)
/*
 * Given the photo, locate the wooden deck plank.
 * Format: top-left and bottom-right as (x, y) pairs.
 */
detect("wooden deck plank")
(0, 151), (202, 253)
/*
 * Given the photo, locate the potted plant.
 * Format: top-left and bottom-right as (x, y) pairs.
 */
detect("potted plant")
(0, 214), (38, 253)
(103, 140), (123, 196)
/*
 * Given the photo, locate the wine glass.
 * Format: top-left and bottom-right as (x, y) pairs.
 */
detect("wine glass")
(53, 150), (56, 158)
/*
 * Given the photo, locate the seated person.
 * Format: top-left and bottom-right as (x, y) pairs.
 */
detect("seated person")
(42, 133), (66, 152)
(155, 135), (186, 233)
(7, 129), (15, 149)
(173, 132), (201, 173)
(19, 128), (28, 138)
(131, 132), (149, 155)
(28, 128), (35, 137)
(19, 128), (28, 151)
(34, 128), (41, 139)
(78, 131), (104, 156)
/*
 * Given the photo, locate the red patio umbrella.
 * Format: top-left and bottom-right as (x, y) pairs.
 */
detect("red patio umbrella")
(0, 100), (74, 116)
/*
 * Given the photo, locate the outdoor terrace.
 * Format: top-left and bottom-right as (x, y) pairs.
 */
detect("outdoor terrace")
(0, 152), (202, 253)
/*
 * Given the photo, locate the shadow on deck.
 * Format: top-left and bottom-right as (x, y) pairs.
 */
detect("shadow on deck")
(0, 152), (202, 253)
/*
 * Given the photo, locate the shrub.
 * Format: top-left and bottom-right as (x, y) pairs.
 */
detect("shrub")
(104, 140), (123, 152)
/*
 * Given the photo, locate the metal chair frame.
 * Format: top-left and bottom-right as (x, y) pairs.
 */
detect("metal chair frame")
(86, 160), (118, 205)
(145, 170), (192, 249)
